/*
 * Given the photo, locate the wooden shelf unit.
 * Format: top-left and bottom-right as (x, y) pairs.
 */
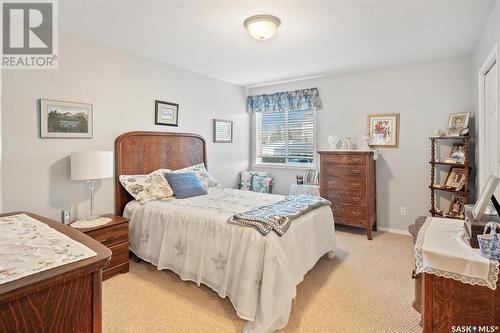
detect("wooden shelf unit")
(429, 135), (472, 219)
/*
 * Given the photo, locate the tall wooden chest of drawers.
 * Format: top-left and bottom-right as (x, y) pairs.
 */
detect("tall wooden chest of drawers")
(318, 151), (377, 239)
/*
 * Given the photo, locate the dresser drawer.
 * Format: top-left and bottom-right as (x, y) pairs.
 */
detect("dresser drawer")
(323, 165), (366, 178)
(86, 223), (128, 247)
(334, 216), (367, 227)
(331, 203), (367, 219)
(322, 178), (365, 191)
(322, 189), (366, 206)
(321, 154), (367, 165)
(104, 241), (129, 270)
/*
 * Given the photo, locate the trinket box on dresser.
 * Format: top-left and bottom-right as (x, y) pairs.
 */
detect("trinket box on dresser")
(464, 201), (500, 248)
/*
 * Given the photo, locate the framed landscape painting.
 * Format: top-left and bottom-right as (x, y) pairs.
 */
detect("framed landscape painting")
(40, 99), (93, 138)
(368, 113), (400, 148)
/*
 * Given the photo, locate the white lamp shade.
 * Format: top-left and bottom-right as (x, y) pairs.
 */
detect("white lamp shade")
(71, 151), (113, 180)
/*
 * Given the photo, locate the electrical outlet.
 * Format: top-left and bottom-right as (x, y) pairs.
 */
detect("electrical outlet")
(400, 207), (407, 216)
(61, 209), (71, 224)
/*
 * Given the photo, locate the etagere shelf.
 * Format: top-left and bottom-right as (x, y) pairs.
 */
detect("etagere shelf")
(429, 134), (472, 219)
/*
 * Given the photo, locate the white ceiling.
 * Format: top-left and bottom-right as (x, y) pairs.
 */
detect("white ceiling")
(60, 1), (494, 87)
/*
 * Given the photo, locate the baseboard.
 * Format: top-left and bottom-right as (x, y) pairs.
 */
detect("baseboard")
(377, 226), (410, 235)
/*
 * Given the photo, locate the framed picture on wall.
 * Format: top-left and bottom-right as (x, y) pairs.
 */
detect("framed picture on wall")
(155, 100), (179, 126)
(40, 99), (93, 138)
(213, 119), (233, 143)
(367, 113), (400, 148)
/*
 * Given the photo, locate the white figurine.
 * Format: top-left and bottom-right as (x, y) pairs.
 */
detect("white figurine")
(341, 137), (352, 150)
(327, 134), (339, 151)
(359, 134), (371, 150)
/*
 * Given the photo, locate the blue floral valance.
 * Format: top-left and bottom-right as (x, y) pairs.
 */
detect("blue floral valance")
(247, 88), (322, 113)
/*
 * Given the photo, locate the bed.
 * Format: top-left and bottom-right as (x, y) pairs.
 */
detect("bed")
(115, 131), (337, 333)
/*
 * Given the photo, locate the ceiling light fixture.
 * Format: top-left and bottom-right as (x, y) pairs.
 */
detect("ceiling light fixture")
(244, 14), (281, 41)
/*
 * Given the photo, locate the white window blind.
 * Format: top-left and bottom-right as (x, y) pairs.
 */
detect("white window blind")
(255, 109), (315, 167)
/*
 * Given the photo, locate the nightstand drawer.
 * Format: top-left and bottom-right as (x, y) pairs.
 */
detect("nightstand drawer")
(104, 241), (129, 270)
(86, 223), (128, 247)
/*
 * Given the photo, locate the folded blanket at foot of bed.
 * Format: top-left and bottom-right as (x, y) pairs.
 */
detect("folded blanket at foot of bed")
(228, 195), (331, 236)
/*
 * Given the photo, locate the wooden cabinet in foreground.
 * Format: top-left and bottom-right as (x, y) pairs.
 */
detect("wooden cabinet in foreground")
(0, 212), (111, 333)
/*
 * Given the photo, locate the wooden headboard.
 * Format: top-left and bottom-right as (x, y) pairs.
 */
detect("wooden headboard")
(114, 131), (207, 215)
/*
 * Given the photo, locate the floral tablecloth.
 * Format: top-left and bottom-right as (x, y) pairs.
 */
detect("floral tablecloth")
(0, 214), (96, 285)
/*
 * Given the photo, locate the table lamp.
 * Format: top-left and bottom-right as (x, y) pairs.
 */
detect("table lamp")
(70, 151), (113, 227)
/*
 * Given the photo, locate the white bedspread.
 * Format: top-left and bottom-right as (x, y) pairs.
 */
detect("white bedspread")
(124, 188), (336, 333)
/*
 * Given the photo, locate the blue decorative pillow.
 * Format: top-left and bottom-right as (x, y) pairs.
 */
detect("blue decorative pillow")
(164, 172), (208, 199)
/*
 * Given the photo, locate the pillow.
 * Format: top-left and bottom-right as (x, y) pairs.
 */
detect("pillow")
(240, 171), (268, 190)
(173, 163), (220, 188)
(250, 175), (273, 193)
(119, 169), (173, 203)
(164, 172), (208, 199)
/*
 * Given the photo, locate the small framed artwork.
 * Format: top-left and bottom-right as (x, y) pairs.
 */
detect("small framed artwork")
(445, 195), (465, 219)
(40, 99), (93, 138)
(213, 119), (233, 143)
(446, 112), (470, 136)
(444, 167), (466, 190)
(473, 175), (500, 220)
(155, 100), (179, 126)
(304, 169), (319, 185)
(367, 113), (400, 148)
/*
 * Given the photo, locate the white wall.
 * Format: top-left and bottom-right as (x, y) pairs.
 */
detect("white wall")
(1, 34), (249, 221)
(249, 56), (473, 231)
(473, 1), (500, 193)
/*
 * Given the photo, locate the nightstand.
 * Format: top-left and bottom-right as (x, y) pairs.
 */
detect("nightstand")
(75, 214), (129, 280)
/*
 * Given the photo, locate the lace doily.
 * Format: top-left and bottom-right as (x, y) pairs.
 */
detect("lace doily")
(415, 217), (499, 290)
(71, 217), (112, 229)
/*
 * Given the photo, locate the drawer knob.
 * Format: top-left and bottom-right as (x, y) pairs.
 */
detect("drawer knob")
(99, 236), (112, 243)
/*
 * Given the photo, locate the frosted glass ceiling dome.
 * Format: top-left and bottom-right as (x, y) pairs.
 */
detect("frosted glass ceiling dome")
(244, 14), (281, 41)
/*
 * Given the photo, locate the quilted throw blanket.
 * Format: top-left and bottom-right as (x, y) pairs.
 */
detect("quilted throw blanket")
(228, 195), (331, 236)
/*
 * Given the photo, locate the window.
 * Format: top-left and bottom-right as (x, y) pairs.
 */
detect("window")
(254, 109), (315, 167)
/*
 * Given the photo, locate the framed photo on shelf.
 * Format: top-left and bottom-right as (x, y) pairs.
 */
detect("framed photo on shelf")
(304, 169), (319, 185)
(473, 175), (500, 220)
(445, 112), (470, 137)
(155, 100), (179, 126)
(444, 195), (465, 219)
(213, 119), (233, 143)
(40, 99), (93, 138)
(444, 143), (465, 164)
(444, 167), (466, 190)
(367, 113), (400, 148)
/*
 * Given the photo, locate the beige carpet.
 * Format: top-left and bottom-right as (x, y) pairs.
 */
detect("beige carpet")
(102, 227), (421, 332)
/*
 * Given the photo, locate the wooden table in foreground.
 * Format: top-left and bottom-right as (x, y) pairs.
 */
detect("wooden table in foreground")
(0, 212), (111, 333)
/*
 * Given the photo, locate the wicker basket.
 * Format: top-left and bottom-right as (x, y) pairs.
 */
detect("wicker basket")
(478, 222), (500, 261)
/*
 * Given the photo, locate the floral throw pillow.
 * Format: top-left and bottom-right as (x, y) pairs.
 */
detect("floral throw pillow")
(250, 175), (273, 193)
(119, 169), (174, 203)
(173, 163), (220, 188)
(240, 171), (268, 190)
